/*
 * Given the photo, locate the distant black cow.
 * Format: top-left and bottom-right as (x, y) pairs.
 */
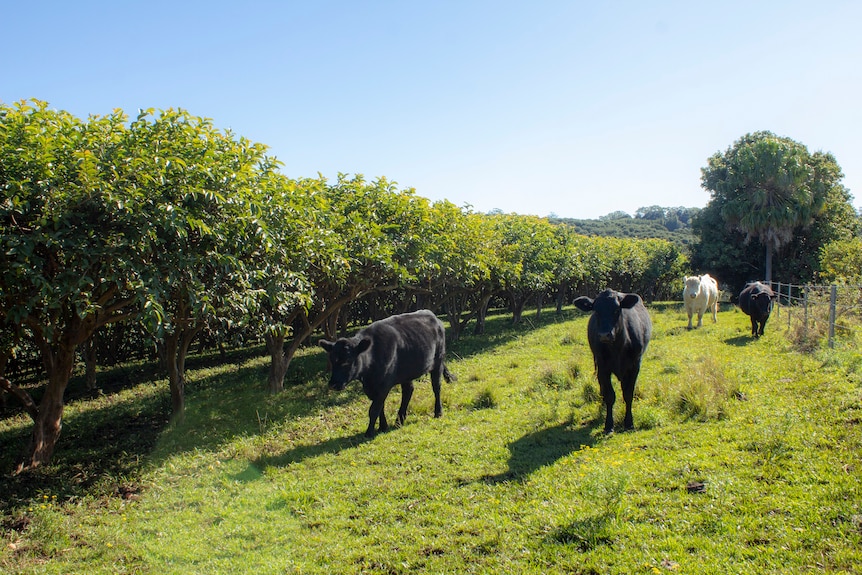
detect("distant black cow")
(738, 281), (777, 337)
(319, 310), (454, 438)
(574, 289), (652, 434)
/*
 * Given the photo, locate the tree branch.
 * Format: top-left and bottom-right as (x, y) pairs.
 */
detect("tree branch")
(0, 377), (39, 422)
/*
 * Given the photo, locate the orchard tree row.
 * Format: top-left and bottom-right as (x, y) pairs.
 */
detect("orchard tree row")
(0, 101), (687, 470)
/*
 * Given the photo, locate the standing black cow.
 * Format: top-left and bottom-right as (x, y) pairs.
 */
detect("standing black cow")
(574, 289), (652, 434)
(319, 309), (454, 437)
(738, 281), (777, 337)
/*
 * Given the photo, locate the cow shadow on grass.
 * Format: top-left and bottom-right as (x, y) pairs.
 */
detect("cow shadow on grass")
(724, 335), (754, 346)
(243, 432), (367, 479)
(481, 419), (597, 484)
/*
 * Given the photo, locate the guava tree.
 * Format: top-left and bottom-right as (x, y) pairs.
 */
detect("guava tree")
(122, 108), (272, 417)
(493, 214), (558, 323)
(0, 101), (156, 470)
(261, 174), (412, 393)
(424, 205), (501, 337)
(251, 174), (322, 393)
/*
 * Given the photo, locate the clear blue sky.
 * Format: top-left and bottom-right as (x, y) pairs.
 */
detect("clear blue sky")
(4, 1), (860, 219)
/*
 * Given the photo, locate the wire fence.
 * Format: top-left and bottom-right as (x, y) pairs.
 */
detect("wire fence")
(766, 281), (862, 349)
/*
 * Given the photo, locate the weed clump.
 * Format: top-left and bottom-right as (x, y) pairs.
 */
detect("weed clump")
(470, 386), (498, 410)
(669, 356), (738, 422)
(581, 380), (601, 405)
(538, 364), (573, 391)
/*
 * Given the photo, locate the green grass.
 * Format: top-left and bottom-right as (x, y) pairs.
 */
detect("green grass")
(2, 304), (862, 574)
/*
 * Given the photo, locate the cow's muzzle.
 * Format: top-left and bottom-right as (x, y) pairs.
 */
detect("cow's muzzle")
(328, 380), (347, 391)
(598, 332), (614, 344)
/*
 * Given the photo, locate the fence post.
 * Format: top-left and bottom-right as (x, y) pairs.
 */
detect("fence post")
(803, 285), (809, 338)
(775, 282), (781, 318)
(829, 285), (837, 349)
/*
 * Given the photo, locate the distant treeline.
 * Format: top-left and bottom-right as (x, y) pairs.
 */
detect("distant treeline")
(549, 206), (701, 249)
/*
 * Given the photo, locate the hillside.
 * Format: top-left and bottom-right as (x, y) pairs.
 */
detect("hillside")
(550, 206), (700, 249)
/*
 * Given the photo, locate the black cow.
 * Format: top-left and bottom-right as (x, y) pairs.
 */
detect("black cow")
(574, 289), (652, 434)
(319, 309), (454, 437)
(738, 281), (777, 337)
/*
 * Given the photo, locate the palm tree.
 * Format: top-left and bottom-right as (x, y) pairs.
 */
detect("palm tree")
(701, 131), (835, 282)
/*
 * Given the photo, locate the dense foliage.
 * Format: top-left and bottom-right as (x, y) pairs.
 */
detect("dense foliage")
(0, 101), (688, 467)
(696, 131), (854, 287)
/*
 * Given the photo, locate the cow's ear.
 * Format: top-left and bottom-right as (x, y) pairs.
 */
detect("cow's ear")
(356, 337), (372, 354)
(319, 339), (335, 352)
(573, 296), (595, 312)
(620, 294), (641, 309)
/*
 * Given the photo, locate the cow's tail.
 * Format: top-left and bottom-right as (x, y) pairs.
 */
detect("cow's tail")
(442, 363), (456, 383)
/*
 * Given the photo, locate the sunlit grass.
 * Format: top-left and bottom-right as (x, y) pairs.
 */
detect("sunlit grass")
(2, 304), (861, 574)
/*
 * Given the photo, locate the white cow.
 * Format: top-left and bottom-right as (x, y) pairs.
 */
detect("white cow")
(682, 274), (719, 329)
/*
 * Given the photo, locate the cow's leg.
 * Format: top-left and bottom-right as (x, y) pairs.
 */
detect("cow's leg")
(686, 310), (693, 329)
(430, 367), (443, 418)
(696, 310), (704, 328)
(621, 370), (638, 431)
(711, 302), (718, 323)
(750, 316), (758, 337)
(396, 381), (414, 426)
(366, 394), (388, 437)
(758, 317), (767, 336)
(597, 368), (615, 434)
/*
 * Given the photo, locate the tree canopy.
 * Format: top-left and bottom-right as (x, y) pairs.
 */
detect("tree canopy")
(13, 102), (858, 471)
(699, 131), (845, 283)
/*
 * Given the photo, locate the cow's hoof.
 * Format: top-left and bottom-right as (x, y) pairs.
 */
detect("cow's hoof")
(603, 428), (615, 436)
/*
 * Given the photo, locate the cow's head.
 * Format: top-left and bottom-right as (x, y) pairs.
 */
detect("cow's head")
(574, 290), (641, 343)
(752, 291), (776, 315)
(318, 337), (372, 390)
(683, 276), (701, 299)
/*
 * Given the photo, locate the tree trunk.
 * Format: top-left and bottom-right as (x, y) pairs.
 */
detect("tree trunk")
(162, 332), (185, 420)
(83, 333), (98, 391)
(473, 293), (493, 335)
(555, 282), (567, 313)
(324, 309), (339, 341)
(265, 332), (289, 394)
(18, 343), (76, 471)
(0, 350), (9, 409)
(447, 296), (464, 341)
(510, 292), (527, 324)
(536, 293), (543, 318)
(764, 245), (773, 283)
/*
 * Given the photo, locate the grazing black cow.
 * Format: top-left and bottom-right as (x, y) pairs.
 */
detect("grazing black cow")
(574, 289), (652, 434)
(738, 281), (777, 337)
(319, 309), (454, 438)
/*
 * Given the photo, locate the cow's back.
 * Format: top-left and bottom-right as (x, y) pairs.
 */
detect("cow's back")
(359, 310), (445, 383)
(739, 282), (771, 318)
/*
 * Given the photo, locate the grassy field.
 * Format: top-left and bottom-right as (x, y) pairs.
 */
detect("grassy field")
(1, 303), (861, 574)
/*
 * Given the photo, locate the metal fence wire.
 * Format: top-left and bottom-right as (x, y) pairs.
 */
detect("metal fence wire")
(767, 281), (862, 349)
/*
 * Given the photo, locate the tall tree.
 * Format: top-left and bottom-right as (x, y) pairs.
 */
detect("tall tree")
(122, 108), (270, 418)
(0, 101), (153, 469)
(700, 131), (842, 282)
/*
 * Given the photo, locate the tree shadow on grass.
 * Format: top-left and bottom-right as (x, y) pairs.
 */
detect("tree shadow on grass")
(0, 347), (333, 514)
(250, 432), (368, 476)
(481, 419), (597, 484)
